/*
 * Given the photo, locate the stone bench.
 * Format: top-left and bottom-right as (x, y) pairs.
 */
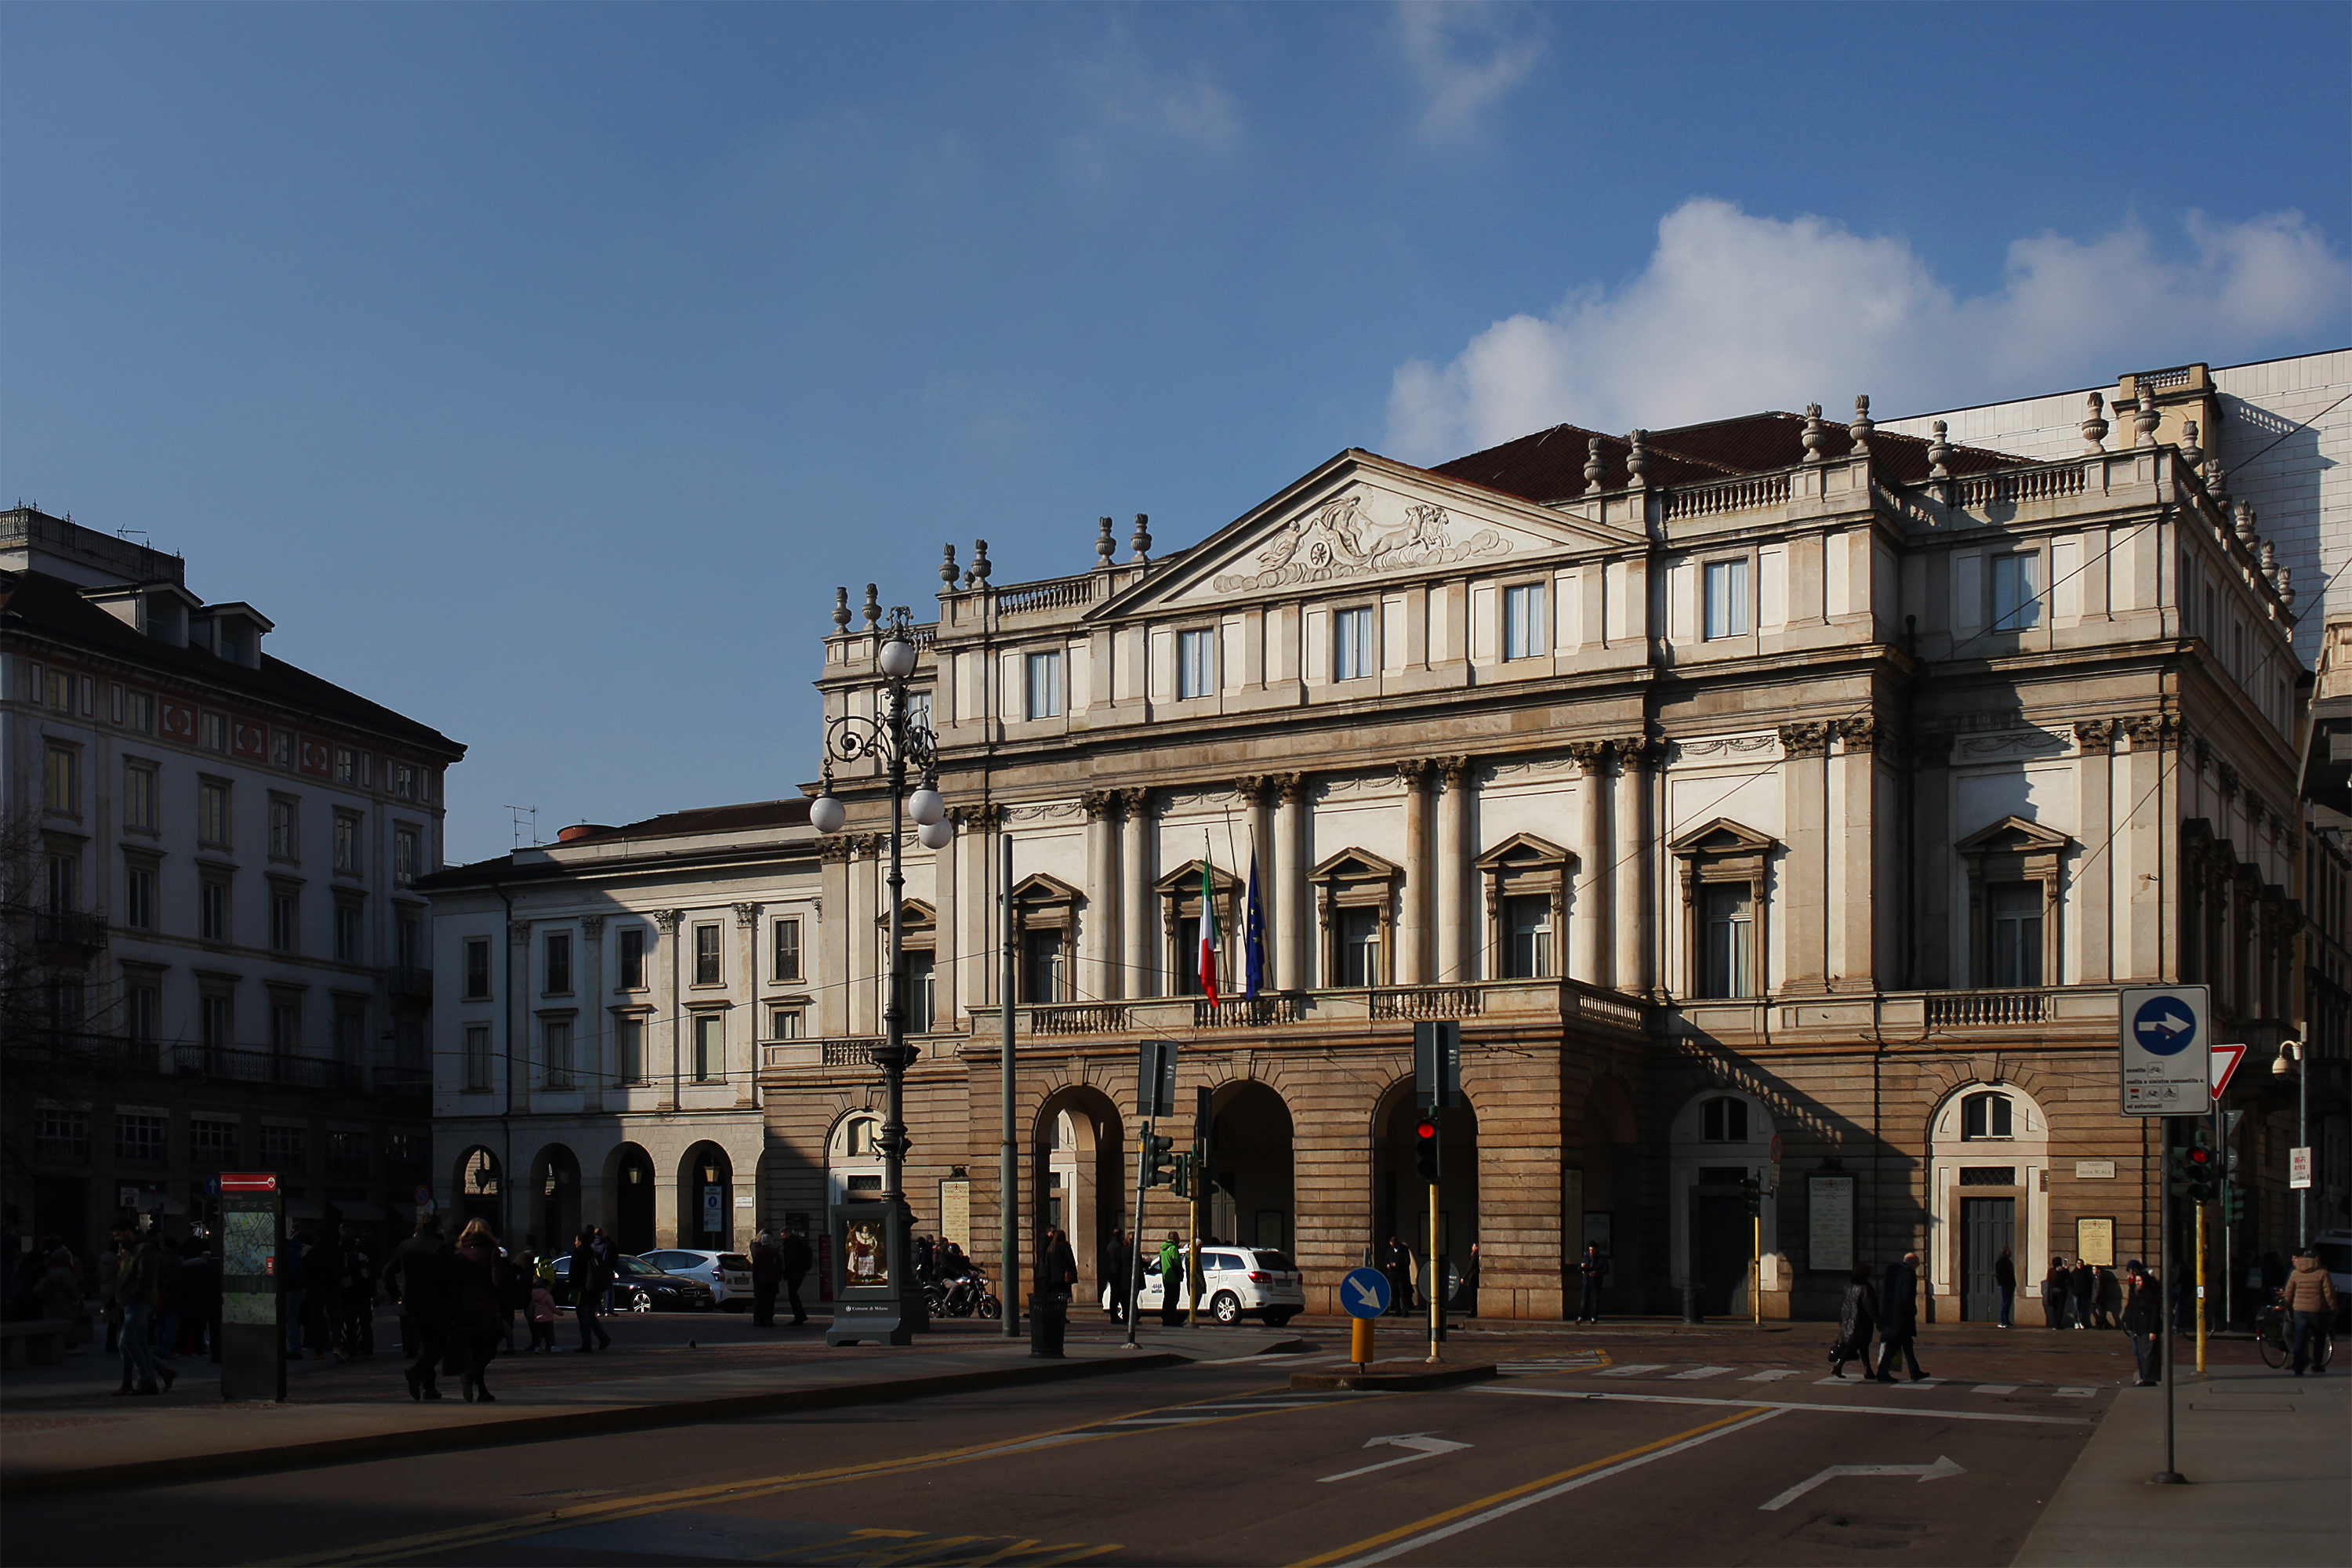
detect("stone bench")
(0, 1319), (83, 1368)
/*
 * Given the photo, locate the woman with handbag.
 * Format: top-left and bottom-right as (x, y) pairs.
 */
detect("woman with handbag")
(1828, 1262), (1876, 1378)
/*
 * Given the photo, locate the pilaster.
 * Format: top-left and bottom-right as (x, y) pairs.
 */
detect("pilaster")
(1395, 760), (1435, 985)
(1436, 757), (1473, 982)
(1118, 789), (1153, 998)
(1565, 742), (1608, 985)
(1777, 723), (1831, 993)
(1610, 739), (1657, 996)
(2074, 720), (2117, 983)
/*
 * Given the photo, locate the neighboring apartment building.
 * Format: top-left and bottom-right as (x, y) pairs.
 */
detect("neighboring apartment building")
(2, 507), (463, 1258)
(418, 802), (820, 1257)
(780, 349), (2346, 1323)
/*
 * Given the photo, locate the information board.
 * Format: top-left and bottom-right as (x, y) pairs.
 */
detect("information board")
(2075, 1218), (2116, 1268)
(1808, 1175), (1855, 1273)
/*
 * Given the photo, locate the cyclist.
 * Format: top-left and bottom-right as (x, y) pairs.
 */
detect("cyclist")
(2281, 1247), (2339, 1376)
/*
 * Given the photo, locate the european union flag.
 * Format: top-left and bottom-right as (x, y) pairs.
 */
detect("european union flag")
(1244, 850), (1267, 1000)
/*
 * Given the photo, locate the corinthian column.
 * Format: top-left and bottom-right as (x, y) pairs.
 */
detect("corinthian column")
(1119, 789), (1152, 998)
(1275, 774), (1309, 991)
(1083, 790), (1119, 1004)
(1396, 760), (1434, 985)
(1436, 757), (1473, 982)
(1565, 742), (1608, 985)
(1778, 724), (1831, 994)
(1612, 738), (1657, 997)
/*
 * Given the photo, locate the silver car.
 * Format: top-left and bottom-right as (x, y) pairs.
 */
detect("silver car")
(641, 1249), (756, 1310)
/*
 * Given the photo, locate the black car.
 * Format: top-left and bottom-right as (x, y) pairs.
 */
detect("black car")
(550, 1252), (717, 1312)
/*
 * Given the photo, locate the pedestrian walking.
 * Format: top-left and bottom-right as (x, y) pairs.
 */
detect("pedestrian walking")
(1037, 1227), (1078, 1307)
(1574, 1244), (1607, 1323)
(779, 1222), (812, 1325)
(111, 1225), (173, 1396)
(568, 1230), (614, 1352)
(1383, 1236), (1411, 1318)
(527, 1276), (558, 1352)
(1994, 1247), (2016, 1328)
(336, 1225), (376, 1360)
(750, 1232), (782, 1328)
(448, 1220), (507, 1403)
(1872, 1251), (1929, 1382)
(2120, 1259), (2162, 1385)
(2280, 1247), (2339, 1376)
(1158, 1232), (1185, 1327)
(1829, 1262), (1877, 1377)
(2043, 1257), (2071, 1329)
(385, 1214), (454, 1400)
(2069, 1258), (2095, 1331)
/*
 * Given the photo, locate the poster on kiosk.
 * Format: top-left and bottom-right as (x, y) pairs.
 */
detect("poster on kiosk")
(216, 1172), (285, 1401)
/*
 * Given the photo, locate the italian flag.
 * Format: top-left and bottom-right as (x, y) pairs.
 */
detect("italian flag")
(1198, 859), (1221, 1005)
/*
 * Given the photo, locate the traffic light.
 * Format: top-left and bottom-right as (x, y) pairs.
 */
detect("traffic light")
(1414, 1115), (1440, 1182)
(2223, 1181), (2245, 1224)
(1171, 1151), (1192, 1199)
(2182, 1143), (2217, 1204)
(1145, 1134), (1177, 1189)
(1740, 1176), (1762, 1218)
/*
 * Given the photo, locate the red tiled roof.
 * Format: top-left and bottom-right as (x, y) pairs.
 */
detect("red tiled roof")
(557, 799), (811, 844)
(1425, 410), (2027, 506)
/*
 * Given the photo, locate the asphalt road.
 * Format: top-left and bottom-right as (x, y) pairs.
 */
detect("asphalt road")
(3, 1351), (2107, 1567)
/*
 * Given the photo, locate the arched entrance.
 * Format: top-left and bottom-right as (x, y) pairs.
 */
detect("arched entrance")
(608, 1144), (656, 1254)
(679, 1143), (735, 1251)
(1370, 1082), (1479, 1308)
(528, 1144), (581, 1254)
(1580, 1076), (1640, 1315)
(1670, 1091), (1777, 1318)
(1033, 1085), (1126, 1297)
(1207, 1082), (1294, 1251)
(1927, 1081), (2052, 1323)
(456, 1146), (502, 1233)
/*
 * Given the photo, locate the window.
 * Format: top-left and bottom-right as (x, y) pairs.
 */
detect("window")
(899, 951), (936, 1032)
(198, 779), (230, 847)
(45, 668), (75, 710)
(123, 860), (155, 931)
(1334, 606), (1374, 681)
(124, 691), (154, 734)
(37, 1109), (90, 1160)
(1700, 884), (1755, 998)
(1337, 907), (1381, 987)
(393, 824), (419, 887)
(544, 1019), (573, 1088)
(122, 762), (157, 831)
(1991, 553), (2042, 632)
(270, 887), (299, 953)
(1704, 558), (1750, 640)
(693, 923), (720, 985)
(1025, 651), (1062, 719)
(1178, 628), (1215, 699)
(47, 851), (78, 912)
(327, 1131), (369, 1178)
(115, 1114), (168, 1164)
(1961, 1091), (2015, 1141)
(393, 763), (418, 800)
(463, 1025), (491, 1091)
(769, 1007), (803, 1040)
(544, 931), (572, 994)
(771, 917), (801, 982)
(45, 744), (78, 813)
(270, 731), (294, 770)
(334, 746), (361, 786)
(125, 985), (158, 1047)
(1502, 894), (1553, 978)
(334, 810), (361, 873)
(1502, 583), (1547, 660)
(396, 913), (422, 969)
(200, 712), (229, 753)
(906, 690), (932, 737)
(617, 1016), (645, 1083)
(693, 1014), (723, 1082)
(1022, 928), (1064, 1004)
(269, 797), (298, 860)
(1983, 881), (2044, 986)
(200, 993), (233, 1055)
(335, 1009), (366, 1067)
(1172, 916), (1204, 996)
(1700, 1097), (1750, 1143)
(335, 899), (363, 963)
(270, 999), (301, 1058)
(463, 938), (491, 999)
(260, 1124), (306, 1168)
(191, 1120), (238, 1166)
(619, 927), (646, 989)
(199, 877), (230, 942)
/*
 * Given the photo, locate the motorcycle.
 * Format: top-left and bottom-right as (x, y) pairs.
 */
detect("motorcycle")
(925, 1268), (1002, 1319)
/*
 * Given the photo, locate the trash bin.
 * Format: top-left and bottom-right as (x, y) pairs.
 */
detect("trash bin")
(1682, 1284), (1704, 1324)
(1029, 1292), (1067, 1359)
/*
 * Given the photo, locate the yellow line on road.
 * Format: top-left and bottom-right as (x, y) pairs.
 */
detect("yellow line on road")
(1285, 1406), (1765, 1568)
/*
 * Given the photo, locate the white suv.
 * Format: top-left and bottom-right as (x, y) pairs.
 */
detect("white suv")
(641, 1249), (756, 1309)
(1112, 1247), (1305, 1326)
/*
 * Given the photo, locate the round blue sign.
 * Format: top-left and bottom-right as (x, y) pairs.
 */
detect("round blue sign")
(1340, 1266), (1392, 1319)
(2132, 994), (2198, 1057)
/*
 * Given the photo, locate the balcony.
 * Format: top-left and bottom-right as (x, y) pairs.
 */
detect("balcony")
(1673, 985), (2135, 1044)
(34, 909), (109, 950)
(172, 1044), (368, 1093)
(387, 966), (434, 1001)
(9, 1032), (164, 1074)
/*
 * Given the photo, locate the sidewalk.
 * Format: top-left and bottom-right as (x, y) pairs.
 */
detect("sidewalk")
(2016, 1356), (2351, 1566)
(0, 1322), (1281, 1497)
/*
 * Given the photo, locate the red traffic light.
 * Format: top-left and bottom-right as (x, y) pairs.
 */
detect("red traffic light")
(2185, 1146), (2214, 1169)
(1415, 1117), (1438, 1142)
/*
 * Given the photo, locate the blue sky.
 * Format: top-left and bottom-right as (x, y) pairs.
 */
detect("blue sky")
(6, 2), (2347, 863)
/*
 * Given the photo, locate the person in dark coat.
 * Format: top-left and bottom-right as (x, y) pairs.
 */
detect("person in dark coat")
(2069, 1258), (2096, 1330)
(1873, 1251), (1928, 1382)
(1575, 1245), (1607, 1323)
(1994, 1247), (2016, 1328)
(779, 1224), (812, 1326)
(383, 1214), (453, 1400)
(568, 1231), (613, 1352)
(749, 1232), (782, 1328)
(2120, 1258), (2162, 1385)
(2043, 1257), (2071, 1329)
(1037, 1227), (1078, 1301)
(1830, 1263), (1877, 1377)
(447, 1221), (506, 1402)
(1383, 1236), (1412, 1318)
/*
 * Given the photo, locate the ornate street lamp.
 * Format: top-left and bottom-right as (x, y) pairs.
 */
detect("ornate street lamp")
(2272, 1038), (2309, 1249)
(811, 604), (953, 1346)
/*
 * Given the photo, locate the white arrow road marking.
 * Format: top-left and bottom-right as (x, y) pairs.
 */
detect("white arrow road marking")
(1739, 1369), (1803, 1382)
(1317, 1432), (1473, 1483)
(1759, 1455), (1965, 1511)
(1669, 1365), (1737, 1380)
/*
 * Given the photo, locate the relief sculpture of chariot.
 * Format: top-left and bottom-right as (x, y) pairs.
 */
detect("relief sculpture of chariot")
(1213, 495), (1510, 593)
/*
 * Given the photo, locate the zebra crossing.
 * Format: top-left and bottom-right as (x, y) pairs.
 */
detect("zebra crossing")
(1497, 1358), (2101, 1396)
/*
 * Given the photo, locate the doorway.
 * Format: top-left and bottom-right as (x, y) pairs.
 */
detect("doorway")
(1691, 1183), (1752, 1318)
(1961, 1196), (2016, 1323)
(613, 1145), (655, 1254)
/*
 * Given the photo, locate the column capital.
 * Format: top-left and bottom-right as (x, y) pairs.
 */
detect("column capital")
(818, 837), (855, 864)
(579, 915), (605, 939)
(2073, 718), (2118, 750)
(1438, 755), (1476, 787)
(1836, 715), (1885, 753)
(1082, 789), (1120, 822)
(1563, 741), (1608, 773)
(506, 920), (532, 945)
(733, 901), (762, 928)
(1116, 786), (1152, 817)
(652, 909), (683, 933)
(1276, 771), (1312, 804)
(1611, 735), (1664, 769)
(2123, 713), (2178, 750)
(1777, 722), (1832, 760)
(1393, 758), (1436, 788)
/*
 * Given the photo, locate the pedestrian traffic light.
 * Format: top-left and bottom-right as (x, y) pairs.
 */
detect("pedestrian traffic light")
(1414, 1116), (1440, 1182)
(1171, 1152), (1192, 1199)
(2223, 1181), (2245, 1224)
(2182, 1143), (2216, 1204)
(1740, 1176), (1762, 1217)
(1145, 1134), (1177, 1189)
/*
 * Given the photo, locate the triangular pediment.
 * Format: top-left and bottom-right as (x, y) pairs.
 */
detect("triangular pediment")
(1953, 815), (2071, 855)
(1473, 832), (1574, 871)
(1011, 873), (1082, 906)
(1312, 847), (1403, 882)
(1669, 817), (1778, 856)
(1094, 450), (1643, 619)
(1154, 858), (1243, 897)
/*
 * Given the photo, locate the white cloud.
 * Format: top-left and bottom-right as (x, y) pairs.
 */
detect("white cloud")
(1386, 198), (2352, 461)
(1392, 2), (1544, 140)
(1062, 24), (1241, 183)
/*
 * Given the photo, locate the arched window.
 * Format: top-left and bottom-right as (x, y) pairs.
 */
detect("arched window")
(1700, 1097), (1749, 1142)
(1961, 1091), (2013, 1140)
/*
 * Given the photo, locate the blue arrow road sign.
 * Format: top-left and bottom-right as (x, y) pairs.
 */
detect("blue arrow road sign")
(1341, 1266), (1392, 1319)
(2132, 994), (2198, 1055)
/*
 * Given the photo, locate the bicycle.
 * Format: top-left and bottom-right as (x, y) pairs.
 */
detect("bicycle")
(2255, 1297), (2334, 1371)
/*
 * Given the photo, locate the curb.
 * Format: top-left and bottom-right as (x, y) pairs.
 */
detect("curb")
(1290, 1361), (1497, 1392)
(1, 1352), (1186, 1499)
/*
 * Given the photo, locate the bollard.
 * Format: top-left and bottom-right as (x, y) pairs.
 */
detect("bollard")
(1351, 1316), (1376, 1370)
(1682, 1283), (1704, 1324)
(1029, 1292), (1068, 1359)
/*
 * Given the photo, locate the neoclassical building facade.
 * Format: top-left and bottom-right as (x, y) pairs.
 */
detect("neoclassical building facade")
(784, 372), (2324, 1323)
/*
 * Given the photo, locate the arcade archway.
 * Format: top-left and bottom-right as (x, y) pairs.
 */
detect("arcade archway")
(1033, 1086), (1126, 1296)
(1206, 1081), (1294, 1251)
(679, 1142), (735, 1251)
(455, 1146), (503, 1233)
(527, 1143), (581, 1255)
(607, 1144), (656, 1254)
(1370, 1082), (1479, 1307)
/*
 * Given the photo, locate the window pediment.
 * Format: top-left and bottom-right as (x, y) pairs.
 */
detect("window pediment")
(1153, 859), (1241, 899)
(1312, 847), (1403, 884)
(1473, 832), (1573, 874)
(1953, 815), (2072, 858)
(1669, 818), (1777, 859)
